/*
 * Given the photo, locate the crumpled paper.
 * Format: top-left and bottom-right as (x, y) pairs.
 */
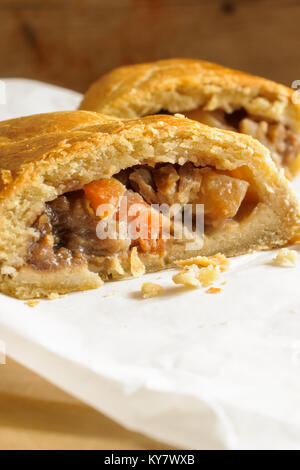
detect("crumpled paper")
(0, 78), (300, 450)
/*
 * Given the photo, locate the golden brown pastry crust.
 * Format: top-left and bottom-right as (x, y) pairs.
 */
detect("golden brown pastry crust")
(0, 110), (298, 299)
(80, 59), (300, 175)
(80, 59), (299, 126)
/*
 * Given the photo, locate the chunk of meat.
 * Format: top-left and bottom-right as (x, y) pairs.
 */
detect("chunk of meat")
(127, 163), (249, 225)
(198, 170), (249, 221)
(152, 162), (202, 206)
(29, 209), (76, 270)
(129, 167), (158, 204)
(130, 163), (203, 206)
(177, 163), (203, 204)
(48, 192), (131, 257)
(153, 164), (180, 204)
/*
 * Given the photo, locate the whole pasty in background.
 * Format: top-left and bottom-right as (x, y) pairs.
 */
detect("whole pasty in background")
(80, 59), (300, 177)
(0, 111), (298, 299)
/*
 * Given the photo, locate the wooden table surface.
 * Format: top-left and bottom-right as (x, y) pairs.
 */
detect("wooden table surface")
(0, 0), (299, 93)
(0, 357), (170, 450)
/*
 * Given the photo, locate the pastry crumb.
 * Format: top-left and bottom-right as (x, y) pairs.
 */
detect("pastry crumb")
(172, 265), (202, 288)
(175, 253), (229, 272)
(173, 264), (220, 288)
(26, 300), (40, 307)
(130, 247), (145, 277)
(141, 282), (163, 299)
(198, 265), (220, 287)
(174, 113), (186, 118)
(206, 287), (222, 294)
(47, 292), (59, 300)
(273, 248), (297, 267)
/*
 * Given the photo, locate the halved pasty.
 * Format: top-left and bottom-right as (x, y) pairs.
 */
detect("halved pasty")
(0, 110), (298, 299)
(80, 59), (300, 177)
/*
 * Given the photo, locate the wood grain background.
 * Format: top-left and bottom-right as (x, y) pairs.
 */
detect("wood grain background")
(0, 0), (299, 93)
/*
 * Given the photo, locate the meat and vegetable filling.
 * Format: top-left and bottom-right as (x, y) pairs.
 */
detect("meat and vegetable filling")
(28, 162), (257, 277)
(163, 108), (300, 174)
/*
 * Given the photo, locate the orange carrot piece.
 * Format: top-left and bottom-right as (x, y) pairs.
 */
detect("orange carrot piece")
(84, 178), (125, 216)
(84, 178), (167, 255)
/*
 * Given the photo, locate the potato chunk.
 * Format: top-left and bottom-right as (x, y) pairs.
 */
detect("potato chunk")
(198, 171), (249, 221)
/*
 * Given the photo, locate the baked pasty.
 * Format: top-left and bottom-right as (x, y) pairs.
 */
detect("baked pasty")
(0, 110), (298, 299)
(80, 59), (300, 177)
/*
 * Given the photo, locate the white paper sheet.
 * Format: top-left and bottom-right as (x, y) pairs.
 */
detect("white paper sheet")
(0, 79), (300, 450)
(0, 78), (82, 120)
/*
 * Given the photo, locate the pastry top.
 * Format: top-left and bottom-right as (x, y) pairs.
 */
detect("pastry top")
(0, 109), (281, 180)
(79, 58), (300, 131)
(0, 110), (118, 145)
(0, 110), (295, 194)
